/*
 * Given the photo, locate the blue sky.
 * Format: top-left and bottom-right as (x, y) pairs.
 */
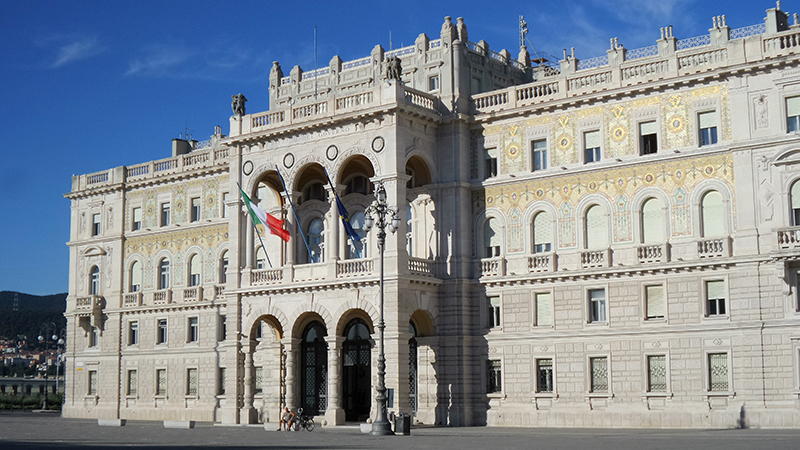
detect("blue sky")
(0, 0), (778, 295)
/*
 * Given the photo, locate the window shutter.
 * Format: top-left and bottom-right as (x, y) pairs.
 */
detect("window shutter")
(484, 218), (502, 249)
(131, 262), (142, 288)
(641, 198), (664, 244)
(585, 205), (608, 249)
(533, 212), (553, 249)
(706, 280), (725, 300)
(645, 285), (665, 318)
(133, 207), (142, 223)
(698, 111), (717, 129)
(701, 191), (725, 237)
(536, 293), (553, 326)
(532, 139), (547, 151)
(190, 256), (201, 277)
(791, 181), (800, 210)
(787, 97), (800, 117)
(584, 130), (601, 148)
(640, 121), (657, 135)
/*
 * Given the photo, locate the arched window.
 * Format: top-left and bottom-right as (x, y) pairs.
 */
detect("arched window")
(129, 261), (142, 292)
(701, 191), (725, 237)
(255, 247), (266, 269)
(585, 205), (608, 249)
(345, 175), (370, 196)
(348, 212), (366, 259)
(483, 218), (502, 258)
(220, 251), (228, 284)
(158, 259), (170, 290)
(532, 211), (552, 253)
(89, 266), (100, 295)
(304, 182), (327, 202)
(406, 205), (414, 257)
(308, 218), (324, 263)
(791, 180), (800, 226)
(188, 254), (201, 287)
(641, 198), (665, 244)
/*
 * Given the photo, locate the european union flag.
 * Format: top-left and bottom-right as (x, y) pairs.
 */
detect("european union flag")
(337, 195), (362, 245)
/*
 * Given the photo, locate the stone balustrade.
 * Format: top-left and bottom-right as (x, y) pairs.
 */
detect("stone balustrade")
(697, 237), (731, 258)
(123, 292), (142, 307)
(408, 257), (436, 276)
(182, 287), (203, 302)
(528, 252), (556, 273)
(637, 243), (670, 264)
(581, 248), (611, 269)
(776, 227), (800, 249)
(336, 259), (374, 278)
(480, 257), (506, 277)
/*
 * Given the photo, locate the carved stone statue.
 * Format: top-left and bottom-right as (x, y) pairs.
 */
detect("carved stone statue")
(385, 56), (402, 81)
(231, 93), (247, 116)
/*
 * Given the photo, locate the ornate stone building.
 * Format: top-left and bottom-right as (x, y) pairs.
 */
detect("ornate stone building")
(64, 4), (800, 428)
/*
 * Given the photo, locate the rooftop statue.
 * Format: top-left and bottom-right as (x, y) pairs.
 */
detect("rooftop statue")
(231, 93), (247, 116)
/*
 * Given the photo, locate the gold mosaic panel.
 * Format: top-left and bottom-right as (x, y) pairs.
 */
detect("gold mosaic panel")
(501, 124), (526, 174)
(552, 113), (577, 166)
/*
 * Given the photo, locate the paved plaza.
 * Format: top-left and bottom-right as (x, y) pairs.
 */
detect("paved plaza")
(1, 412), (800, 450)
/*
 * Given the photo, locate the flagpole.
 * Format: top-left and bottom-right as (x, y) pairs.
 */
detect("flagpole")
(323, 167), (361, 259)
(237, 183), (272, 269)
(275, 167), (314, 262)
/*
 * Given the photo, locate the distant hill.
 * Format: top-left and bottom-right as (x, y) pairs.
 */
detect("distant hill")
(0, 291), (67, 343)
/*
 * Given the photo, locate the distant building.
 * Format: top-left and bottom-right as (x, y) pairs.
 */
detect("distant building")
(64, 4), (800, 428)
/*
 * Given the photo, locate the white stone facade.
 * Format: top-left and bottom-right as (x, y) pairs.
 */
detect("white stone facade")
(64, 6), (800, 428)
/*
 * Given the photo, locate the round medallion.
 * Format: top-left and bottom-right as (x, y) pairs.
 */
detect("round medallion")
(556, 134), (573, 150)
(668, 114), (685, 133)
(536, 189), (544, 198)
(372, 136), (385, 153)
(611, 125), (628, 143)
(588, 181), (598, 191)
(326, 145), (339, 161)
(644, 173), (655, 184)
(704, 165), (715, 176)
(506, 143), (520, 159)
(283, 152), (295, 169)
(242, 160), (254, 176)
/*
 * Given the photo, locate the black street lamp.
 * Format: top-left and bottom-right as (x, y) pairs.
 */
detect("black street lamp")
(55, 329), (66, 404)
(363, 181), (400, 436)
(38, 322), (58, 410)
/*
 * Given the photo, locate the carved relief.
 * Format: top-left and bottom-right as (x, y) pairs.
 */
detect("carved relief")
(754, 95), (768, 129)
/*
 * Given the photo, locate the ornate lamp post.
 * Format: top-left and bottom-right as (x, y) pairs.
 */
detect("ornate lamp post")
(363, 181), (400, 436)
(55, 329), (66, 404)
(38, 322), (58, 410)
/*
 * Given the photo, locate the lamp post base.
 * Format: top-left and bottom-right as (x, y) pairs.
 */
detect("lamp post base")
(370, 419), (395, 435)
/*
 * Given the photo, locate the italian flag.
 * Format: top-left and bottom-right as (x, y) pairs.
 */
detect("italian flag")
(239, 187), (290, 242)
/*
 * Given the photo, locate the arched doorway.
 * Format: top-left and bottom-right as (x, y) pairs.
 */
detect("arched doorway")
(301, 321), (327, 416)
(342, 318), (371, 421)
(409, 321), (418, 414)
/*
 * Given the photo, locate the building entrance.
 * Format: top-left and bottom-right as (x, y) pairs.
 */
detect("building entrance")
(342, 319), (371, 421)
(300, 321), (327, 416)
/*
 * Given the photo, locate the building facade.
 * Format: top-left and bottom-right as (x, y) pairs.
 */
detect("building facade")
(64, 5), (800, 428)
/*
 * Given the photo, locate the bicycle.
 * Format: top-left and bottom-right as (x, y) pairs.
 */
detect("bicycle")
(292, 408), (315, 432)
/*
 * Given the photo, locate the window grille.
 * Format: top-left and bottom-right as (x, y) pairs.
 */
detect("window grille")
(127, 370), (137, 396)
(708, 353), (728, 391)
(487, 360), (502, 393)
(187, 368), (198, 396)
(590, 357), (608, 393)
(536, 359), (554, 393)
(156, 369), (167, 396)
(88, 370), (97, 395)
(647, 355), (667, 392)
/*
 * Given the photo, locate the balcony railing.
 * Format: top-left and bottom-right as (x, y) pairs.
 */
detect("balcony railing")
(123, 292), (142, 307)
(336, 259), (374, 278)
(528, 252), (556, 273)
(183, 287), (203, 302)
(252, 268), (284, 285)
(75, 295), (103, 313)
(697, 237), (731, 258)
(480, 257), (506, 277)
(776, 227), (800, 249)
(152, 289), (172, 305)
(637, 243), (670, 264)
(581, 248), (611, 269)
(408, 257), (436, 277)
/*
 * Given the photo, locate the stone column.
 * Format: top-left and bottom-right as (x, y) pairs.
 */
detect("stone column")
(325, 184), (341, 262)
(324, 336), (345, 426)
(245, 219), (254, 269)
(241, 342), (258, 423)
(281, 191), (297, 265)
(283, 338), (299, 410)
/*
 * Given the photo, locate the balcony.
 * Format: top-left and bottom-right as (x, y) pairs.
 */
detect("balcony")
(123, 292), (142, 307)
(776, 227), (800, 250)
(528, 252), (556, 273)
(182, 287), (203, 302)
(697, 237), (731, 258)
(480, 257), (506, 277)
(581, 248), (611, 269)
(408, 257), (436, 277)
(152, 289), (172, 305)
(75, 295), (103, 315)
(637, 243), (670, 264)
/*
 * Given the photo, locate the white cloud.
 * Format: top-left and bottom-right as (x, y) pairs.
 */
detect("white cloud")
(46, 37), (104, 68)
(125, 46), (195, 76)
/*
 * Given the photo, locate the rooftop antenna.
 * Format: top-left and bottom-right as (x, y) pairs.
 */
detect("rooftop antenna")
(182, 121), (194, 141)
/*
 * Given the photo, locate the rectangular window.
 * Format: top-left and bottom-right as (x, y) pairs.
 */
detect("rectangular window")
(640, 121), (658, 155)
(708, 353), (729, 391)
(186, 368), (198, 396)
(88, 327), (98, 348)
(645, 285), (665, 320)
(705, 280), (726, 316)
(88, 370), (98, 395)
(219, 315), (227, 341)
(156, 369), (167, 396)
(590, 357), (608, 393)
(534, 292), (553, 327)
(132, 207), (142, 231)
(487, 360), (502, 393)
(157, 319), (168, 344)
(160, 203), (171, 227)
(536, 358), (554, 393)
(584, 130), (601, 163)
(484, 148), (497, 179)
(532, 139), (548, 171)
(129, 321), (139, 346)
(127, 370), (138, 396)
(92, 213), (101, 236)
(218, 368), (226, 395)
(221, 192), (229, 218)
(647, 355), (667, 392)
(190, 197), (201, 222)
(787, 96), (800, 132)
(428, 75), (440, 91)
(188, 317), (199, 343)
(588, 288), (607, 323)
(254, 366), (263, 394)
(698, 111), (718, 146)
(487, 296), (501, 328)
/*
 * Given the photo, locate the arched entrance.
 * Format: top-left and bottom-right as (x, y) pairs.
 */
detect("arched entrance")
(342, 318), (371, 421)
(300, 321), (327, 416)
